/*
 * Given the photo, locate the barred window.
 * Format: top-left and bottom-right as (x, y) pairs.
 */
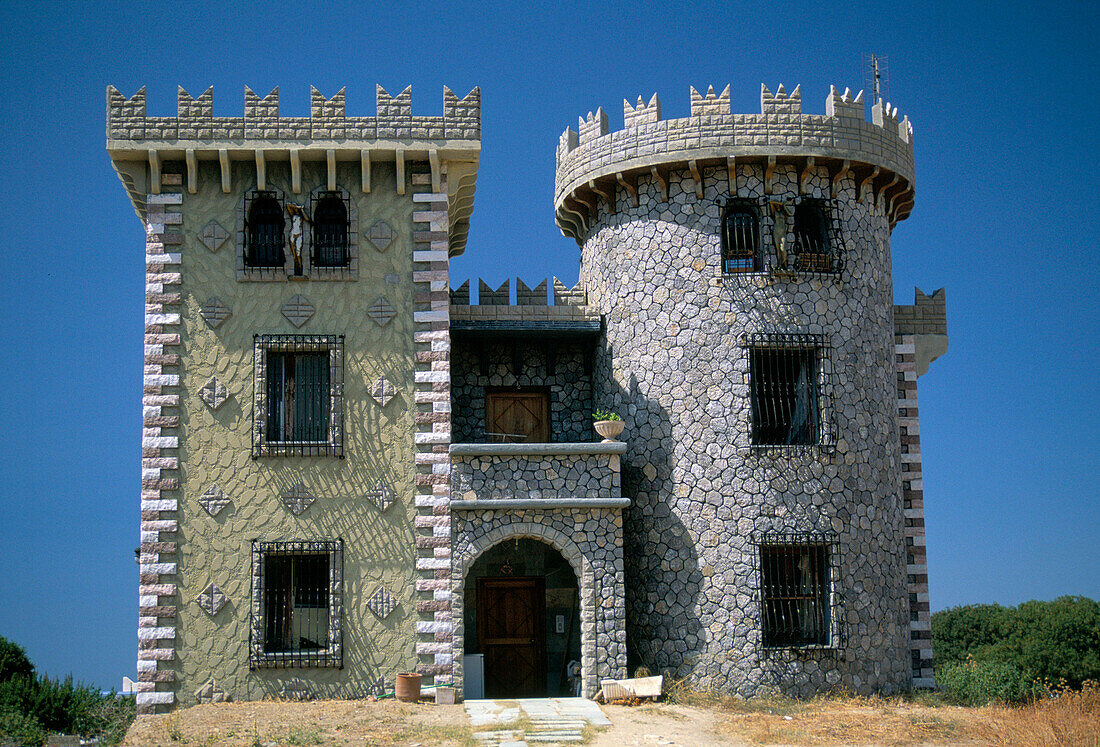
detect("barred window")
(722, 200), (761, 273)
(254, 335), (344, 457)
(245, 192), (286, 268)
(747, 333), (832, 448)
(792, 199), (834, 273)
(250, 540), (343, 668)
(311, 191), (349, 268)
(760, 542), (830, 647)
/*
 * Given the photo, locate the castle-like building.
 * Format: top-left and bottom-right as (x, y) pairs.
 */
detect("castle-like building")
(107, 81), (946, 714)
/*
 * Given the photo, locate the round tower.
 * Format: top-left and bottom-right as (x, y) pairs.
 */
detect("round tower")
(554, 83), (917, 696)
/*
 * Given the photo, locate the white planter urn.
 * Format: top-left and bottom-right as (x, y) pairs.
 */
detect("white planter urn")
(594, 419), (625, 442)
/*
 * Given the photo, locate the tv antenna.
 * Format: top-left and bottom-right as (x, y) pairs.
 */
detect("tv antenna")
(863, 53), (889, 103)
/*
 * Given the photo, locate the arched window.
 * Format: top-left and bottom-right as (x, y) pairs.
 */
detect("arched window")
(722, 202), (760, 273)
(311, 193), (348, 268)
(246, 192), (285, 268)
(793, 200), (831, 272)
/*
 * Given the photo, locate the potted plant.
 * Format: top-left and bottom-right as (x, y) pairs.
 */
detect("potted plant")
(592, 409), (625, 442)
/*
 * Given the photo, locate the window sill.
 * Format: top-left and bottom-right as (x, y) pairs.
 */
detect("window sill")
(253, 442), (343, 458)
(760, 645), (843, 660)
(249, 650), (341, 669)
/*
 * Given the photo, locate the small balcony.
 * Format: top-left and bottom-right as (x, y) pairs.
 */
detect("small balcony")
(450, 442), (627, 510)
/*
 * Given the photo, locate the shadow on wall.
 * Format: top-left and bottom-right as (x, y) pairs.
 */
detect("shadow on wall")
(600, 369), (705, 682)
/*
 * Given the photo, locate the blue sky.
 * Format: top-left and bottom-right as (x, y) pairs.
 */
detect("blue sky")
(0, 1), (1096, 689)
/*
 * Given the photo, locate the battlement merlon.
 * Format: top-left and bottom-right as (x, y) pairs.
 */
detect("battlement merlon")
(106, 85), (481, 255)
(895, 287), (948, 376)
(554, 83), (916, 243)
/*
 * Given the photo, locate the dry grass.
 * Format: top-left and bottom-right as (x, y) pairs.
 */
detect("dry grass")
(669, 679), (1100, 746)
(122, 682), (1100, 747)
(122, 699), (475, 747)
(966, 683), (1100, 747)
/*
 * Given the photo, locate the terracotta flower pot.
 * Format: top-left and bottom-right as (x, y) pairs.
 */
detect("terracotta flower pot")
(594, 419), (625, 442)
(395, 672), (421, 702)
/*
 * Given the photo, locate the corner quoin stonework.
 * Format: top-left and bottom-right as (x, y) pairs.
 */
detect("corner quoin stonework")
(410, 168), (457, 685)
(138, 175), (184, 713)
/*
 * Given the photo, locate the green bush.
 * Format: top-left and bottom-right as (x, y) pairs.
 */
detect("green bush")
(932, 596), (1100, 690)
(937, 658), (1044, 705)
(0, 639), (34, 683)
(0, 707), (46, 747)
(0, 636), (135, 745)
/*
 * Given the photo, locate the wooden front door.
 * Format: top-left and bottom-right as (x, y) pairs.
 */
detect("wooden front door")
(478, 576), (546, 698)
(485, 389), (549, 443)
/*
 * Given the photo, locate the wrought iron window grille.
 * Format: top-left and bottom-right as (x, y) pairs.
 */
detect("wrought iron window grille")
(744, 333), (836, 451)
(244, 191), (286, 268)
(250, 539), (343, 669)
(253, 334), (344, 458)
(721, 197), (764, 274)
(309, 190), (351, 269)
(719, 196), (844, 279)
(751, 531), (844, 653)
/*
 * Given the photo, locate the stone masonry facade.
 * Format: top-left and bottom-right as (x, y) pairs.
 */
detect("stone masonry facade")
(551, 83), (943, 697)
(111, 79), (945, 709)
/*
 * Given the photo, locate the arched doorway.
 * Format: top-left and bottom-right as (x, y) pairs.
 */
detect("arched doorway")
(463, 538), (582, 698)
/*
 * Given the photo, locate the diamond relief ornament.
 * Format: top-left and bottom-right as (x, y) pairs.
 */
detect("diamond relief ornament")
(281, 483), (315, 516)
(198, 485), (230, 517)
(196, 583), (227, 617)
(366, 480), (396, 512)
(199, 297), (231, 329)
(367, 220), (394, 252)
(281, 294), (314, 328)
(369, 379), (397, 407)
(367, 296), (396, 327)
(367, 586), (397, 619)
(199, 220), (230, 252)
(200, 377), (230, 410)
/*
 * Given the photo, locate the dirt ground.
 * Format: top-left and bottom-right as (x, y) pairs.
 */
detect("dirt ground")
(123, 691), (1100, 747)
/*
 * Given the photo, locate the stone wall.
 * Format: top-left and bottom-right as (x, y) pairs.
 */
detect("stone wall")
(451, 447), (621, 502)
(451, 340), (593, 443)
(580, 162), (911, 696)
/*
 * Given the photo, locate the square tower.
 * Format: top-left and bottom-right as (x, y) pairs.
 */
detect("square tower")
(107, 84), (480, 713)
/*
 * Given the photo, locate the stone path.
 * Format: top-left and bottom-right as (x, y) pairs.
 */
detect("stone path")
(465, 697), (612, 745)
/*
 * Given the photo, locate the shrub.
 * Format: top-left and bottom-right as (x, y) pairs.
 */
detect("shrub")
(938, 658), (1044, 706)
(0, 707), (45, 747)
(0, 637), (135, 745)
(932, 596), (1100, 690)
(0, 638), (34, 683)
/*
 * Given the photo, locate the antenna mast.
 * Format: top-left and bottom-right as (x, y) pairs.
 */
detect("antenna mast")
(863, 53), (890, 105)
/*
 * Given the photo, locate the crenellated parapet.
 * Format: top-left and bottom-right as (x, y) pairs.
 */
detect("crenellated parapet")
(554, 83), (916, 241)
(106, 84), (481, 255)
(449, 277), (600, 332)
(107, 84), (480, 144)
(895, 287), (948, 377)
